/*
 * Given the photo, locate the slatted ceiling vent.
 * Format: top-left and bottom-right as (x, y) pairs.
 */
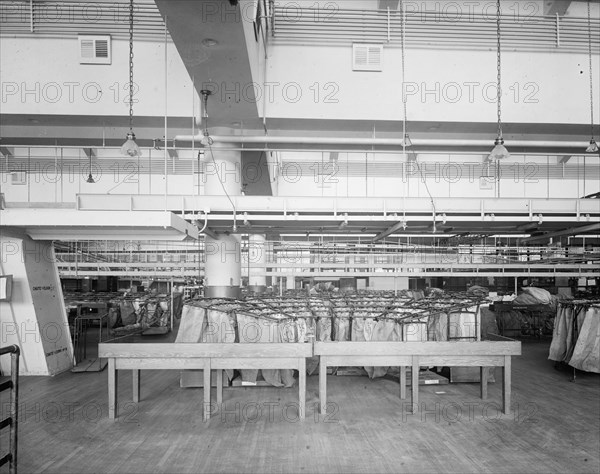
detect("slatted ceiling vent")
(78, 35), (111, 64)
(352, 43), (383, 71)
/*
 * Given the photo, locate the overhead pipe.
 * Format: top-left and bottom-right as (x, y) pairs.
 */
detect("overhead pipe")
(173, 134), (589, 149)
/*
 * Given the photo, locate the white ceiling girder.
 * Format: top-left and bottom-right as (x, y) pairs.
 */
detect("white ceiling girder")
(0, 209), (199, 241)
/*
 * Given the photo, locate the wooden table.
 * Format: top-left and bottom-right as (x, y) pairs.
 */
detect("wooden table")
(212, 343), (312, 420)
(98, 339), (311, 421)
(315, 334), (521, 415)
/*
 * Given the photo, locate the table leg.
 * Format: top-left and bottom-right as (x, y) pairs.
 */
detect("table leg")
(411, 356), (419, 413)
(83, 320), (87, 359)
(132, 369), (140, 403)
(216, 369), (223, 406)
(319, 356), (327, 415)
(480, 367), (488, 400)
(298, 357), (306, 421)
(503, 356), (511, 415)
(203, 360), (211, 422)
(108, 358), (117, 419)
(400, 366), (406, 400)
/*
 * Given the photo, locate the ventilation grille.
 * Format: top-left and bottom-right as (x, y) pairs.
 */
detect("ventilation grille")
(10, 171), (27, 185)
(78, 35), (111, 64)
(1, 1), (169, 41)
(273, 7), (600, 54)
(352, 43), (383, 71)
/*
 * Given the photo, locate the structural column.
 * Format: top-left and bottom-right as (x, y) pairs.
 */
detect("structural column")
(248, 234), (267, 294)
(203, 143), (242, 298)
(0, 229), (74, 375)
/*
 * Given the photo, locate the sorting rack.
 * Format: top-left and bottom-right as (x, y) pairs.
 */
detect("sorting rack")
(550, 299), (600, 381)
(493, 303), (552, 338)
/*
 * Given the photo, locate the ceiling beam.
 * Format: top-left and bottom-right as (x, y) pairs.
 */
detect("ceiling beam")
(83, 148), (96, 158)
(521, 223), (600, 243)
(378, 0), (399, 9)
(543, 0), (572, 16)
(372, 221), (406, 242)
(0, 146), (14, 157)
(558, 155), (571, 164)
(202, 227), (218, 240)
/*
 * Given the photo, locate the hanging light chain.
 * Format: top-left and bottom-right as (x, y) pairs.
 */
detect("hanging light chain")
(496, 0), (502, 140)
(401, 0), (407, 125)
(588, 1), (595, 139)
(128, 0), (135, 133)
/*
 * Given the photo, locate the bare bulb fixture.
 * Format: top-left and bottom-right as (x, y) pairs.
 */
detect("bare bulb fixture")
(200, 89), (213, 147)
(586, 139), (599, 153)
(200, 130), (213, 147)
(121, 0), (141, 157)
(489, 0), (509, 161)
(585, 3), (598, 154)
(121, 132), (142, 157)
(85, 148), (95, 183)
(489, 137), (510, 161)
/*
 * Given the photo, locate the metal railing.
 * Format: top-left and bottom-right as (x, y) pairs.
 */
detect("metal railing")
(0, 344), (20, 474)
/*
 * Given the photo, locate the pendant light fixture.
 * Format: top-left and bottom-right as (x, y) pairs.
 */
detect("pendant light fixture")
(400, 0), (411, 149)
(199, 89), (214, 146)
(121, 0), (142, 157)
(85, 149), (95, 183)
(488, 0), (509, 161)
(585, 1), (599, 153)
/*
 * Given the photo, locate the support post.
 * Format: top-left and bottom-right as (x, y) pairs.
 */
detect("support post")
(132, 369), (140, 403)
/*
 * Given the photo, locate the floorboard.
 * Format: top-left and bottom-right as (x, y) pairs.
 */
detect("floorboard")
(0, 339), (598, 473)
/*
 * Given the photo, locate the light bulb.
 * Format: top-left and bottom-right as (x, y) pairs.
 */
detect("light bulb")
(200, 130), (213, 147)
(488, 137), (510, 160)
(121, 132), (142, 157)
(585, 139), (599, 153)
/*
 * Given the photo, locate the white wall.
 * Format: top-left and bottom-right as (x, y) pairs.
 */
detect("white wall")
(0, 36), (195, 117)
(264, 45), (599, 126)
(1, 148), (597, 203)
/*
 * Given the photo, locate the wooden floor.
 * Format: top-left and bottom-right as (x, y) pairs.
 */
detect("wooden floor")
(1, 339), (598, 473)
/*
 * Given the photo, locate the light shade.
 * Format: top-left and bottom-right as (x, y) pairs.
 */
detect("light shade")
(121, 132), (142, 157)
(586, 139), (599, 153)
(403, 133), (412, 147)
(86, 173), (95, 184)
(200, 131), (213, 147)
(488, 137), (510, 160)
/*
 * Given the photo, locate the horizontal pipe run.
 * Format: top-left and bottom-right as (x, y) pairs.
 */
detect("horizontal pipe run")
(173, 134), (590, 150)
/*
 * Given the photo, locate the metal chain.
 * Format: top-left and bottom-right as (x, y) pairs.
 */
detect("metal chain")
(496, 0), (502, 139)
(401, 0), (407, 125)
(128, 0), (134, 132)
(588, 1), (595, 139)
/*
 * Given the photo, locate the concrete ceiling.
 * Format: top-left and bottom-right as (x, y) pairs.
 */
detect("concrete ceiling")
(1, 0), (597, 154)
(154, 0), (262, 130)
